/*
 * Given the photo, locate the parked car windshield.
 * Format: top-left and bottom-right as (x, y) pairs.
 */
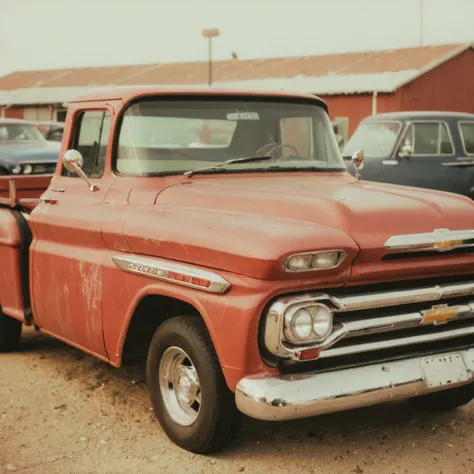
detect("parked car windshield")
(343, 121), (401, 158)
(116, 98), (345, 175)
(0, 123), (46, 142)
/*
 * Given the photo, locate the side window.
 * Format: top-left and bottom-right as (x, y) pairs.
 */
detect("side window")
(401, 122), (453, 155)
(64, 110), (111, 178)
(460, 122), (474, 155)
(280, 117), (314, 158)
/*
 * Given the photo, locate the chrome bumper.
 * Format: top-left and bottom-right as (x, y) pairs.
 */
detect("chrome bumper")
(235, 349), (474, 421)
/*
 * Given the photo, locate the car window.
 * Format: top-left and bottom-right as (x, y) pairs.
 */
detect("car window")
(402, 122), (453, 155)
(64, 110), (111, 178)
(342, 121), (401, 158)
(459, 122), (474, 155)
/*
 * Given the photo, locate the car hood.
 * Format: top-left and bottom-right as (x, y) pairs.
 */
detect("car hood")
(122, 172), (474, 283)
(0, 141), (60, 166)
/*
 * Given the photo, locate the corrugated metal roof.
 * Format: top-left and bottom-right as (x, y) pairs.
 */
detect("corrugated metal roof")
(0, 43), (471, 106)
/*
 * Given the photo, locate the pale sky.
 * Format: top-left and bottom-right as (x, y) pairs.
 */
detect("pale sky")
(1, 0), (473, 77)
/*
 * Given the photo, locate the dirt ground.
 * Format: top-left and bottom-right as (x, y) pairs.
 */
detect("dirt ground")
(1, 327), (473, 474)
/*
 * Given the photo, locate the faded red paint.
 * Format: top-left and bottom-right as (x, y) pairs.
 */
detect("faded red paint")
(3, 108), (24, 119)
(1, 87), (474, 393)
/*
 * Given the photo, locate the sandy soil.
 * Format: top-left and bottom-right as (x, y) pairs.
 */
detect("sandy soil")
(1, 327), (473, 474)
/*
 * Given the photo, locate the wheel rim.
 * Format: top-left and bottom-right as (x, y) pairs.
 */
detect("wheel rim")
(159, 346), (202, 426)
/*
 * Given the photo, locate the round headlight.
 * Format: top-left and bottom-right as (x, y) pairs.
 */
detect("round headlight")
(290, 308), (313, 340)
(11, 165), (22, 174)
(310, 304), (333, 340)
(23, 164), (33, 175)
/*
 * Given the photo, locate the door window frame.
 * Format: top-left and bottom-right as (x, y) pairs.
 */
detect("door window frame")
(62, 107), (112, 178)
(398, 120), (455, 157)
(457, 121), (474, 157)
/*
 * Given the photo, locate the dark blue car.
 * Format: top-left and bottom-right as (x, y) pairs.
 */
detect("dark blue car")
(0, 118), (60, 176)
(343, 111), (474, 199)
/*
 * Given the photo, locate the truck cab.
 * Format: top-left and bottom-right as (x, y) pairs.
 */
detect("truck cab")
(1, 88), (474, 454)
(343, 111), (474, 198)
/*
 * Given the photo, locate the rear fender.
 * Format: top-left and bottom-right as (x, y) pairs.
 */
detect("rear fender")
(0, 208), (32, 323)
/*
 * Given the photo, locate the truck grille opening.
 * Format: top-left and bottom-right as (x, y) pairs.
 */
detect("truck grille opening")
(279, 275), (474, 373)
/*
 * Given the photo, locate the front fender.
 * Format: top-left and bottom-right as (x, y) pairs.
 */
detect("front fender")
(101, 251), (274, 391)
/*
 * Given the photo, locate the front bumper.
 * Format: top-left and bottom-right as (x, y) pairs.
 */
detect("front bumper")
(235, 348), (474, 421)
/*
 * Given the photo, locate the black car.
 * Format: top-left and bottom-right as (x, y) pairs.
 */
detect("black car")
(0, 118), (60, 175)
(343, 111), (474, 199)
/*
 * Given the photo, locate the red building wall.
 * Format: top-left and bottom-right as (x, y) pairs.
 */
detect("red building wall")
(320, 48), (473, 138)
(322, 93), (400, 136)
(398, 48), (474, 113)
(3, 107), (24, 119)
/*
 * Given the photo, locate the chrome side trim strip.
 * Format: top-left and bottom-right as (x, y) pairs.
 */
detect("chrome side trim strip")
(319, 323), (474, 359)
(236, 348), (474, 421)
(384, 229), (474, 253)
(112, 255), (231, 294)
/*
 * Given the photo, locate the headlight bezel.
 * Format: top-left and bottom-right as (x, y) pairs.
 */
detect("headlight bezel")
(283, 250), (347, 273)
(263, 294), (340, 361)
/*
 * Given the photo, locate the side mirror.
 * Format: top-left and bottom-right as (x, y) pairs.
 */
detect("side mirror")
(62, 149), (98, 192)
(398, 140), (413, 159)
(351, 149), (364, 180)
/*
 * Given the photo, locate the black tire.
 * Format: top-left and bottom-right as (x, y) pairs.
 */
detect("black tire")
(146, 315), (241, 454)
(410, 383), (474, 412)
(0, 311), (22, 352)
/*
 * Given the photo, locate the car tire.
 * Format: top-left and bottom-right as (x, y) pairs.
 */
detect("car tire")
(0, 311), (22, 352)
(410, 383), (474, 412)
(146, 315), (241, 454)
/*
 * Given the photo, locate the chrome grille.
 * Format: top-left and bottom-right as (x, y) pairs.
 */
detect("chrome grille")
(263, 279), (474, 363)
(320, 281), (474, 359)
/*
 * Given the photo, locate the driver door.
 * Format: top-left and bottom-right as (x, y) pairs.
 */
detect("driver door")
(29, 105), (113, 358)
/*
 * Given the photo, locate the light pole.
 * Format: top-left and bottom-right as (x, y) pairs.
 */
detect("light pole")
(202, 28), (220, 86)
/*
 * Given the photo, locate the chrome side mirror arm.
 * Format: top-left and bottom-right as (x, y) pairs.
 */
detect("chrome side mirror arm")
(62, 149), (99, 192)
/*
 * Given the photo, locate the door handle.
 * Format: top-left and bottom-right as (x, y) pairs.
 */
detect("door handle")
(40, 196), (58, 204)
(382, 160), (398, 166)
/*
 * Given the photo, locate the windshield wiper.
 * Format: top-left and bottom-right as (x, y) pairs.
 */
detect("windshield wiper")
(183, 156), (273, 178)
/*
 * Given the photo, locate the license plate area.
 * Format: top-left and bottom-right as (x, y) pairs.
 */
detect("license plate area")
(420, 353), (469, 388)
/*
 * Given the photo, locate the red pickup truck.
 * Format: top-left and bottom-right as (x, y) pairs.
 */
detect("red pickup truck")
(1, 87), (474, 454)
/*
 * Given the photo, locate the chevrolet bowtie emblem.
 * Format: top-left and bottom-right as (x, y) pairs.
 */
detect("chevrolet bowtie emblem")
(421, 304), (460, 325)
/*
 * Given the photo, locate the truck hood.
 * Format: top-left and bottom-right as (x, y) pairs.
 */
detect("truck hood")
(123, 172), (474, 283)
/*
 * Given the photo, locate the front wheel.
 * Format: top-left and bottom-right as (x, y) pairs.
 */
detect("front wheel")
(0, 311), (22, 352)
(410, 383), (474, 412)
(146, 315), (241, 453)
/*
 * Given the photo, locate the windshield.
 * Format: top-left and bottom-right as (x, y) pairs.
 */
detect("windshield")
(342, 121), (401, 158)
(0, 123), (46, 142)
(116, 98), (345, 175)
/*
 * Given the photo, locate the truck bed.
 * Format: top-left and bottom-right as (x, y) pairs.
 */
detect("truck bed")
(0, 175), (52, 211)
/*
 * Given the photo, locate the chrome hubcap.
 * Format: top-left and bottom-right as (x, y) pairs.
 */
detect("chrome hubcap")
(159, 346), (202, 426)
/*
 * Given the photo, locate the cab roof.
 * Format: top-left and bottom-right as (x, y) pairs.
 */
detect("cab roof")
(70, 85), (327, 110)
(364, 111), (474, 121)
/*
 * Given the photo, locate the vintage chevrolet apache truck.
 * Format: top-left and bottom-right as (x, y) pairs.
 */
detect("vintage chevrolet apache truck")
(1, 87), (474, 454)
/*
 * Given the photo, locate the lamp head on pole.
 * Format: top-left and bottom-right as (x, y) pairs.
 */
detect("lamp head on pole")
(202, 28), (220, 38)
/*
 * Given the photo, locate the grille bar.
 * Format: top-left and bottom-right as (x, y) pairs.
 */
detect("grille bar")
(319, 323), (474, 359)
(333, 281), (474, 312)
